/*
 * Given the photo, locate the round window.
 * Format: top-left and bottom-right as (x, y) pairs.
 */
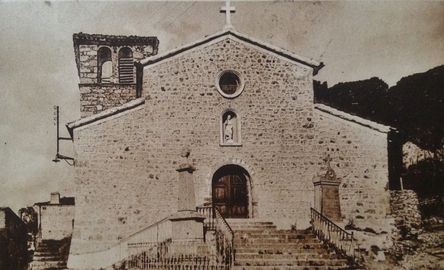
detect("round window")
(216, 70), (245, 98)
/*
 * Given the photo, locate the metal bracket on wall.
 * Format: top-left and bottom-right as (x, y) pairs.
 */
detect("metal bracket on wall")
(52, 105), (74, 165)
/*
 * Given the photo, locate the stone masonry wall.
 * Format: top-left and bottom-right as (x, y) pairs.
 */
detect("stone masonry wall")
(315, 111), (390, 223)
(40, 205), (75, 240)
(77, 44), (153, 117)
(80, 84), (137, 117)
(71, 36), (317, 254)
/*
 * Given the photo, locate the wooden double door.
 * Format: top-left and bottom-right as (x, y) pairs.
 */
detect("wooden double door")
(212, 171), (248, 218)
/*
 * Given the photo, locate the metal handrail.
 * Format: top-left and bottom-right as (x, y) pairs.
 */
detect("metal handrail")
(213, 207), (234, 236)
(197, 206), (235, 266)
(310, 207), (358, 264)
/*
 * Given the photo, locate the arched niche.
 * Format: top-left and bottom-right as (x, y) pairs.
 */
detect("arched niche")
(220, 109), (241, 146)
(97, 47), (112, 83)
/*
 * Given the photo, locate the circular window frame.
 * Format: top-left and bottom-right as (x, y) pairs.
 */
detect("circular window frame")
(215, 70), (245, 99)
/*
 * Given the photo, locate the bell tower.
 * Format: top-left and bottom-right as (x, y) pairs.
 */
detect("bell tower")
(73, 33), (159, 117)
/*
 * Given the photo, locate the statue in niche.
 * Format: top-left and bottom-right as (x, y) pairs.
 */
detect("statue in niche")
(222, 111), (239, 144)
(224, 114), (234, 143)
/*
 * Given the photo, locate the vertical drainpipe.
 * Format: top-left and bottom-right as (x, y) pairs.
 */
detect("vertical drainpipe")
(135, 62), (143, 98)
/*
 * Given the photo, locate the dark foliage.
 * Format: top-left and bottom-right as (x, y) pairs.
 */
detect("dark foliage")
(403, 158), (444, 218)
(315, 77), (389, 123)
(315, 65), (444, 153)
(387, 65), (444, 150)
(403, 159), (444, 196)
(18, 207), (38, 235)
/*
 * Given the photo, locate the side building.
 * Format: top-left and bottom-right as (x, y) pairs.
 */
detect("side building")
(34, 192), (75, 241)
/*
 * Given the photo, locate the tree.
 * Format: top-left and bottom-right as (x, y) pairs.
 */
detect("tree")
(18, 207), (37, 235)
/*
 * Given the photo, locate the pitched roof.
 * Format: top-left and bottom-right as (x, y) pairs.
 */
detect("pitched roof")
(66, 98), (145, 136)
(315, 103), (393, 133)
(139, 29), (324, 75)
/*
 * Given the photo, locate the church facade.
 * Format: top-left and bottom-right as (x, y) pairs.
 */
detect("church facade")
(67, 29), (393, 261)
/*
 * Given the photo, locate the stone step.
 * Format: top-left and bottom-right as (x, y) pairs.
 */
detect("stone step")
(34, 248), (62, 253)
(236, 245), (331, 251)
(30, 267), (66, 270)
(30, 238), (71, 270)
(232, 266), (349, 270)
(32, 255), (64, 261)
(37, 245), (63, 249)
(231, 225), (278, 230)
(228, 221), (350, 269)
(236, 247), (331, 255)
(234, 235), (318, 242)
(235, 230), (314, 236)
(229, 221), (276, 226)
(235, 239), (320, 245)
(38, 240), (64, 245)
(229, 223), (276, 227)
(29, 260), (66, 268)
(234, 259), (348, 267)
(235, 253), (340, 260)
(33, 250), (61, 257)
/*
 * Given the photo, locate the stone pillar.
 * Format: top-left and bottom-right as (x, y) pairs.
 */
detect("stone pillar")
(176, 163), (197, 211)
(313, 166), (342, 222)
(168, 162), (205, 244)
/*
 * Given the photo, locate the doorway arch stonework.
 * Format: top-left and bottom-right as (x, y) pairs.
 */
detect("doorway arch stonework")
(206, 161), (256, 218)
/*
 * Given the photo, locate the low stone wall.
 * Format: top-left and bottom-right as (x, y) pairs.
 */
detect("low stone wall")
(387, 189), (423, 265)
(390, 190), (422, 239)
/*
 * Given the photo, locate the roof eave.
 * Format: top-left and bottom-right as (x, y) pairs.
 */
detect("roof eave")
(66, 97), (145, 137)
(315, 103), (393, 133)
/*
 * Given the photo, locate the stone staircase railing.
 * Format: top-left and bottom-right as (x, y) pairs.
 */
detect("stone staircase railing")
(124, 216), (173, 257)
(68, 216), (174, 269)
(123, 206), (236, 270)
(197, 206), (235, 266)
(310, 207), (360, 265)
(126, 239), (229, 270)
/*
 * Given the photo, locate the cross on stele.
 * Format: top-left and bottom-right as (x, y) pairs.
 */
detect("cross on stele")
(324, 154), (332, 169)
(220, 0), (236, 30)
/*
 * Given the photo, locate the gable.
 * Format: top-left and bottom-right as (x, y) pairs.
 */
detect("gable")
(139, 30), (323, 74)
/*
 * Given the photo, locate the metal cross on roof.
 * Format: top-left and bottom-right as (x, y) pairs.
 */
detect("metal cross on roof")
(220, 0), (236, 30)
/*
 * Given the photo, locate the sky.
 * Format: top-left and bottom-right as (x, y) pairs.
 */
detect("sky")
(1, 0), (443, 213)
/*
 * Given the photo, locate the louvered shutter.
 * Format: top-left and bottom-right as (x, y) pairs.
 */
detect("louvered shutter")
(119, 57), (134, 83)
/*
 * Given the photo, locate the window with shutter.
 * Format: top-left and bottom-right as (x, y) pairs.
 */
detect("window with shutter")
(118, 47), (134, 84)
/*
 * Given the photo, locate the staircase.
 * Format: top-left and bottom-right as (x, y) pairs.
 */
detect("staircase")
(228, 220), (351, 270)
(28, 238), (70, 270)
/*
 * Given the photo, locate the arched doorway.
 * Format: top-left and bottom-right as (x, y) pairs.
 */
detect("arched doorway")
(212, 165), (250, 218)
